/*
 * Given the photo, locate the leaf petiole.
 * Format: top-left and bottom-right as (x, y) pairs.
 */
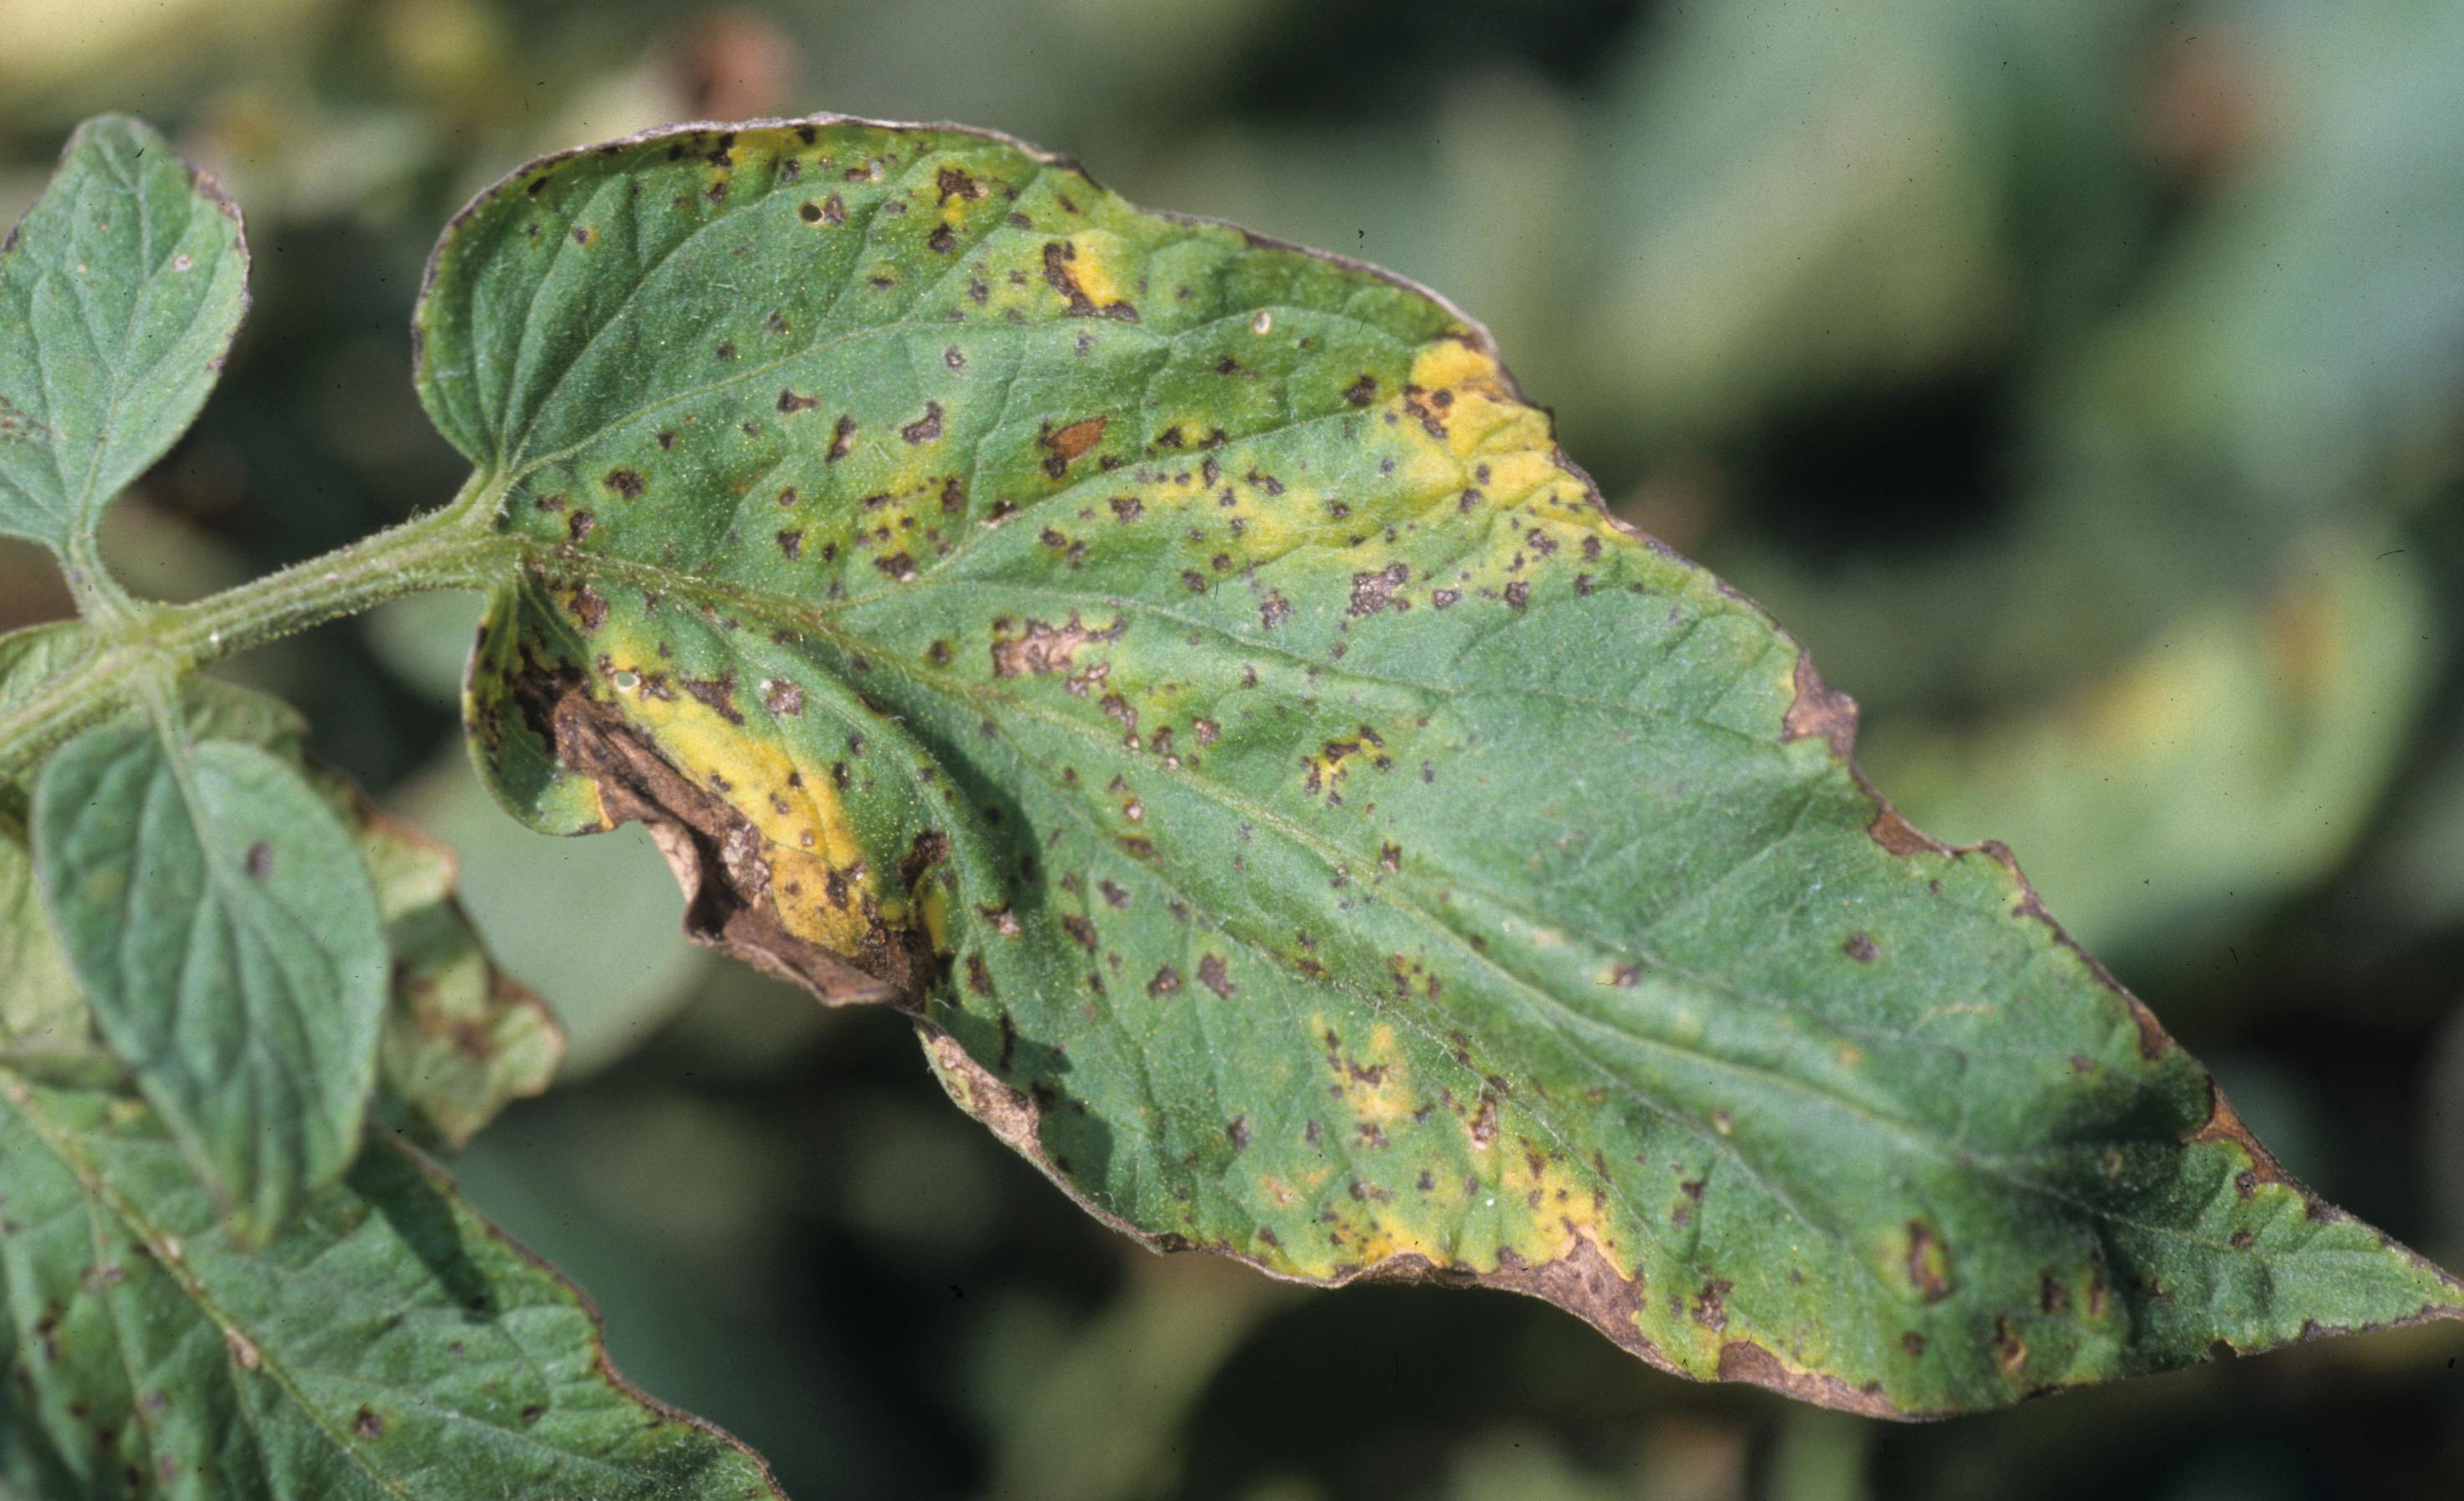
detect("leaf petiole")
(0, 467), (516, 781)
(61, 526), (138, 627)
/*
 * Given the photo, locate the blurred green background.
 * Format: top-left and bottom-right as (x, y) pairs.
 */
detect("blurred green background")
(4, 0), (2462, 1495)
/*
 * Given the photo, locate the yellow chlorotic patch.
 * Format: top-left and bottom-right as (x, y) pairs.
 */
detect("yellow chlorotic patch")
(873, 452), (937, 497)
(1281, 1126), (1635, 1287)
(1394, 338), (1625, 555)
(1064, 233), (1131, 307)
(1406, 340), (1543, 462)
(1495, 1141), (1619, 1258)
(573, 776), (613, 832)
(1335, 1210), (1459, 1270)
(602, 634), (878, 956)
(1385, 433), (1467, 508)
(1473, 449), (1569, 509)
(1329, 1024), (1416, 1126)
(1405, 337), (1492, 393)
(1216, 482), (1321, 564)
(1248, 1009), (1640, 1288)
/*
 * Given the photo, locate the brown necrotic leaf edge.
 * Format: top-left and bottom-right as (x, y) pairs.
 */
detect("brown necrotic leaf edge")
(523, 670), (934, 1004)
(432, 114), (2464, 1421)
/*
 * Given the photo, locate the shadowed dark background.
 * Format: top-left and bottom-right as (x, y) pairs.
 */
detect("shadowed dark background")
(3, 1), (2461, 1496)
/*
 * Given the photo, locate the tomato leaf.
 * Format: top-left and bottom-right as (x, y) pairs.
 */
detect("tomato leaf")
(30, 721), (388, 1243)
(3, 626), (558, 1142)
(415, 116), (2464, 1415)
(0, 115), (248, 562)
(0, 1080), (781, 1498)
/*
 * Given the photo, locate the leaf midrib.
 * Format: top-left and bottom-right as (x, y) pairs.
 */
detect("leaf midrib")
(27, 135), (237, 543)
(531, 534), (2330, 1295)
(501, 550), (2079, 1300)
(132, 722), (335, 1230)
(539, 549), (1950, 1066)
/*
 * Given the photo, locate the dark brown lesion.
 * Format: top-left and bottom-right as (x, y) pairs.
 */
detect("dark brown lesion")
(1039, 416), (1107, 477)
(1338, 1233), (1710, 1398)
(513, 670), (936, 1008)
(1348, 563), (1410, 617)
(919, 1019), (1676, 1381)
(1776, 651), (1950, 858)
(1905, 1220), (1954, 1302)
(990, 612), (1123, 677)
(2189, 1079), (2314, 1204)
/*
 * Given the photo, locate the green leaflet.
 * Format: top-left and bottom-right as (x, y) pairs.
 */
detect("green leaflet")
(0, 648), (579, 1487)
(415, 117), (2463, 1416)
(3, 788), (554, 1140)
(1, 624), (558, 1139)
(0, 108), (692, 1497)
(0, 1080), (781, 1500)
(30, 722), (388, 1243)
(0, 116), (248, 564)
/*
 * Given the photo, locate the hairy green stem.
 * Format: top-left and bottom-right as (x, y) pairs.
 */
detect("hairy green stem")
(0, 472), (518, 781)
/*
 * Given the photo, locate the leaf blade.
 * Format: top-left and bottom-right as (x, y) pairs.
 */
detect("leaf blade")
(0, 115), (249, 559)
(3, 626), (555, 1146)
(30, 723), (387, 1241)
(419, 116), (2464, 1414)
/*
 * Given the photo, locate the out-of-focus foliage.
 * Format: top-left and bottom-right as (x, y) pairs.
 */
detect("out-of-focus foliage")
(2, 0), (2458, 1493)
